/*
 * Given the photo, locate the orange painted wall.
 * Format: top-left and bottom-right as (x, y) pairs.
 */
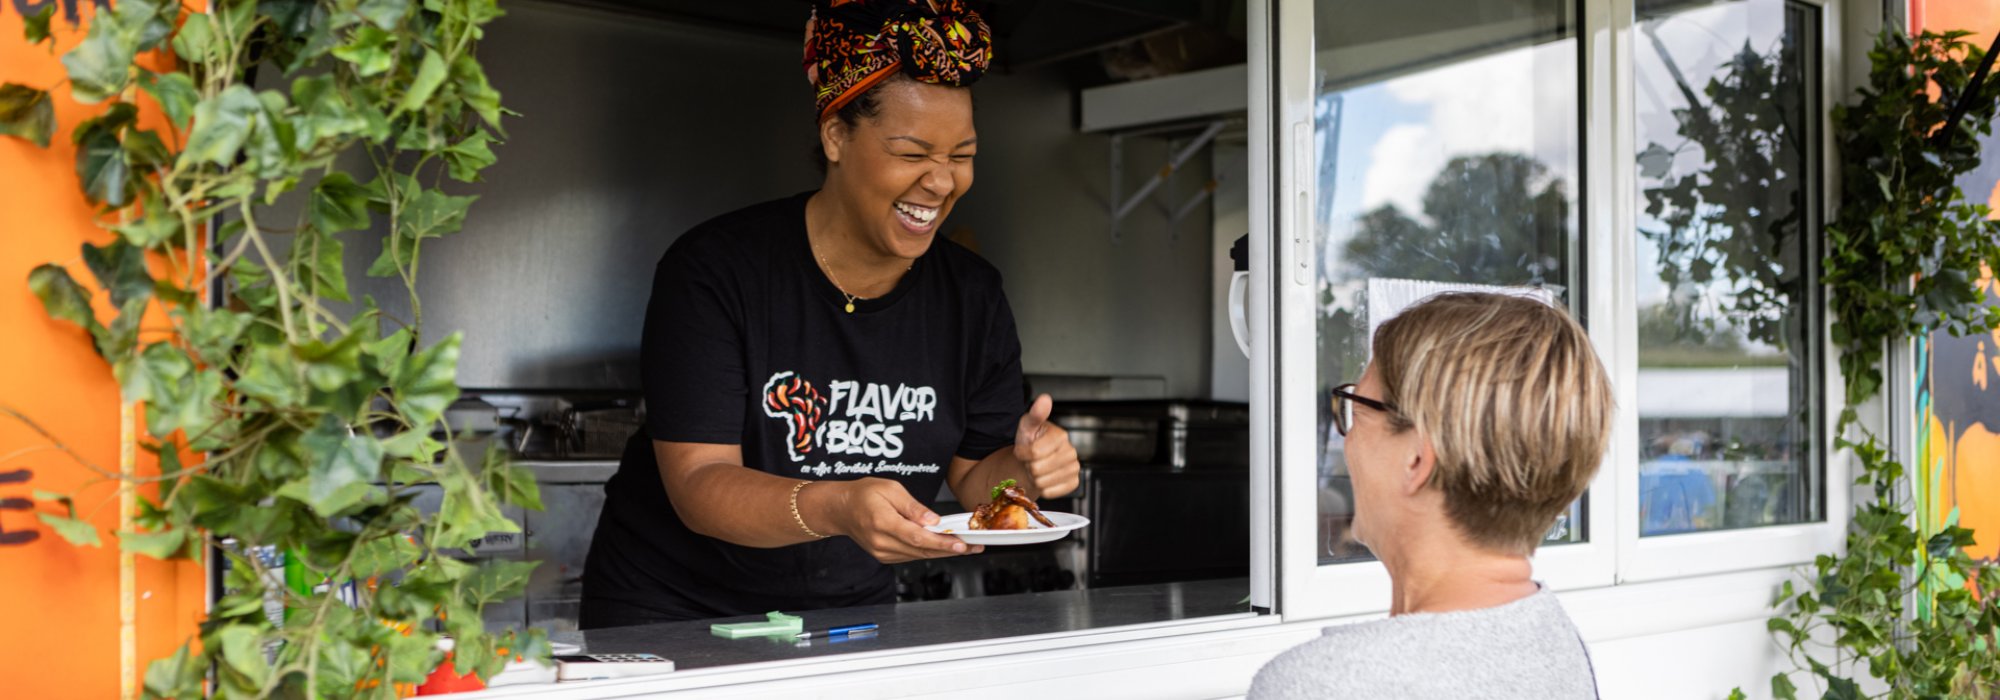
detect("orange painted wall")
(1910, 0), (2000, 564)
(1, 3), (206, 698)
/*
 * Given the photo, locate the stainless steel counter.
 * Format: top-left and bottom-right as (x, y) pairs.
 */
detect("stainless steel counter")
(556, 577), (1253, 671)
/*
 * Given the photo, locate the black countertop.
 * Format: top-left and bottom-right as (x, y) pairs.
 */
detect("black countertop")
(561, 578), (1254, 671)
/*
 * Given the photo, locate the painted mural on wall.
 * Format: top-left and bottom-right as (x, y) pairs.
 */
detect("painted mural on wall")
(1919, 265), (2000, 565)
(1909, 0), (2000, 568)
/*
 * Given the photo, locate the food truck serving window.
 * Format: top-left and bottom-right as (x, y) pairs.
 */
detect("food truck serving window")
(1309, 0), (1588, 565)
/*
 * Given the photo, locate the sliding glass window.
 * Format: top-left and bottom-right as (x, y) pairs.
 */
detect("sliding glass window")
(1310, 0), (1585, 563)
(1632, 0), (1824, 537)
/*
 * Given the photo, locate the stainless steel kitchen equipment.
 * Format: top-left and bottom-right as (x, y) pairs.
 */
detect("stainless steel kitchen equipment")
(1050, 400), (1250, 587)
(1052, 400), (1250, 470)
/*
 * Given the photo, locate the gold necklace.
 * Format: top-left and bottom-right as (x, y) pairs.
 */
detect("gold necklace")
(810, 237), (910, 313)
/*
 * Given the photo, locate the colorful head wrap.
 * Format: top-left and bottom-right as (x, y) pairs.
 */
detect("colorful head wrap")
(803, 0), (994, 123)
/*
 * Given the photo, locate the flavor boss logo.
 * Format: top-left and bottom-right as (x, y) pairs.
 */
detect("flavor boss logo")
(762, 372), (827, 461)
(761, 371), (939, 462)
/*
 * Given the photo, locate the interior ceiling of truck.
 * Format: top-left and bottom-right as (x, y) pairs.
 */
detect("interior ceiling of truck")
(552, 0), (1244, 79)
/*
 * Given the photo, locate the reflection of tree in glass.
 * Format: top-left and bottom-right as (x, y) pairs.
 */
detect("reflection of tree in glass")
(1637, 29), (1807, 351)
(1322, 152), (1567, 456)
(1637, 301), (1788, 367)
(1343, 153), (1568, 286)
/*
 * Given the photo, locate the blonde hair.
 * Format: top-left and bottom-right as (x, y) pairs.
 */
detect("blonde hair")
(1370, 292), (1614, 555)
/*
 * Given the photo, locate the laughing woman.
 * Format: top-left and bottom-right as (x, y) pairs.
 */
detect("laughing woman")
(580, 0), (1082, 627)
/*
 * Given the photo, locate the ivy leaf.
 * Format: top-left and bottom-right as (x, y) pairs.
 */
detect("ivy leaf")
(1820, 675), (1860, 700)
(0, 83), (55, 148)
(170, 14), (217, 64)
(435, 465), (514, 551)
(453, 55), (506, 134)
(215, 625), (271, 689)
(481, 447), (542, 511)
(142, 644), (205, 700)
(216, 0), (257, 46)
(401, 187), (477, 240)
(74, 103), (141, 206)
(382, 626), (444, 684)
(314, 640), (374, 699)
(442, 130), (497, 183)
(298, 229), (351, 302)
(123, 128), (170, 169)
(380, 432), (444, 464)
(120, 0), (180, 52)
(351, 534), (422, 578)
(356, 0), (411, 29)
(235, 90), (294, 176)
(279, 416), (383, 517)
(118, 344), (225, 439)
(179, 306), (251, 366)
(82, 240), (154, 309)
(235, 344), (303, 409)
(461, 559), (538, 608)
(112, 191), (185, 248)
(396, 50), (448, 116)
(180, 85), (262, 168)
(118, 527), (188, 559)
(297, 331), (365, 392)
(332, 26), (396, 77)
(96, 298), (146, 360)
(62, 10), (140, 104)
(37, 512), (103, 547)
(137, 71), (200, 133)
(292, 74), (368, 144)
(261, 0), (338, 73)
(310, 172), (373, 234)
(23, 4), (55, 47)
(366, 229), (418, 277)
(27, 264), (105, 338)
(1770, 672), (1797, 700)
(394, 333), (461, 428)
(367, 327), (413, 386)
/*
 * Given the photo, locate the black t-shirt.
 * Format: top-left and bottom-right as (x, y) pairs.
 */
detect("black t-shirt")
(583, 192), (1025, 622)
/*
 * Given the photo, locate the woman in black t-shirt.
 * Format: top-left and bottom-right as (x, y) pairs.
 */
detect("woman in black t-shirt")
(579, 0), (1081, 627)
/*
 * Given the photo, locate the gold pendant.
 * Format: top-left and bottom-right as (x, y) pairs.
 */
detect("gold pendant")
(844, 302), (855, 313)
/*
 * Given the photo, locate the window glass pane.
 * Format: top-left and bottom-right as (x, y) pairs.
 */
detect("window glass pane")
(1312, 0), (1584, 564)
(1634, 0), (1823, 537)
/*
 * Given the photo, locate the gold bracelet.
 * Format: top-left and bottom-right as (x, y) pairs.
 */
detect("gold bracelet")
(790, 480), (826, 539)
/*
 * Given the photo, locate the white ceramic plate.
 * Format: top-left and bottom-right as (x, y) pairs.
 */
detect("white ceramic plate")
(927, 511), (1090, 545)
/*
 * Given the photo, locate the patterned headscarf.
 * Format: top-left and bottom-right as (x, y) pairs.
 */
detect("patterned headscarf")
(803, 0), (994, 123)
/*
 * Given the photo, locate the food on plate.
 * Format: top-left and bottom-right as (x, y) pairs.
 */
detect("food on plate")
(968, 479), (1055, 530)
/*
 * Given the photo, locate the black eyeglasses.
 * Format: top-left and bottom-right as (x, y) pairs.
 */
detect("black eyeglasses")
(1329, 383), (1397, 437)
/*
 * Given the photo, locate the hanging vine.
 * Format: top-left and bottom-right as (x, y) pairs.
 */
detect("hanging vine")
(1750, 28), (2000, 700)
(1, 0), (545, 696)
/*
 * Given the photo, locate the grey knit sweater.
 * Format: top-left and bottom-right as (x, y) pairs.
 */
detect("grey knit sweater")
(1248, 587), (1598, 699)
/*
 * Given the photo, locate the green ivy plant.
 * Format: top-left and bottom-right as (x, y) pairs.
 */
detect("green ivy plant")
(1, 0), (547, 696)
(1747, 29), (2000, 700)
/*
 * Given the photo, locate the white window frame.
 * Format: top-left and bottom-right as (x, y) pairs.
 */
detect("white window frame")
(1612, 0), (1852, 584)
(1270, 0), (1860, 618)
(1272, 0), (1622, 621)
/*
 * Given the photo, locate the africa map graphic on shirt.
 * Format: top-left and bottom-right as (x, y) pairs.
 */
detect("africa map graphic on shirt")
(761, 371), (944, 477)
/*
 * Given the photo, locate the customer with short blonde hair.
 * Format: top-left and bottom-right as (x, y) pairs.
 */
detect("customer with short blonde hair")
(1251, 291), (1612, 699)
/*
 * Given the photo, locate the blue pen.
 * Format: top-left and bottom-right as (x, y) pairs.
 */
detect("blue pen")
(794, 623), (878, 639)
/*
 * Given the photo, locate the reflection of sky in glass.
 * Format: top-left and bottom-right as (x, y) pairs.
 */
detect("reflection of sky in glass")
(1635, 0), (1790, 353)
(1309, 12), (1585, 559)
(1315, 40), (1580, 311)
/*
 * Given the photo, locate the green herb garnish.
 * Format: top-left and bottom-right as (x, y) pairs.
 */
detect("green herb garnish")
(990, 479), (1017, 501)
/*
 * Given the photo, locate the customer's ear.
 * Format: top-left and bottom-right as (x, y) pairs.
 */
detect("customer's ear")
(1401, 433), (1436, 496)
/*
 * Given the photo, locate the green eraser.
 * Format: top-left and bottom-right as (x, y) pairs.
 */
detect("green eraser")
(709, 611), (804, 639)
